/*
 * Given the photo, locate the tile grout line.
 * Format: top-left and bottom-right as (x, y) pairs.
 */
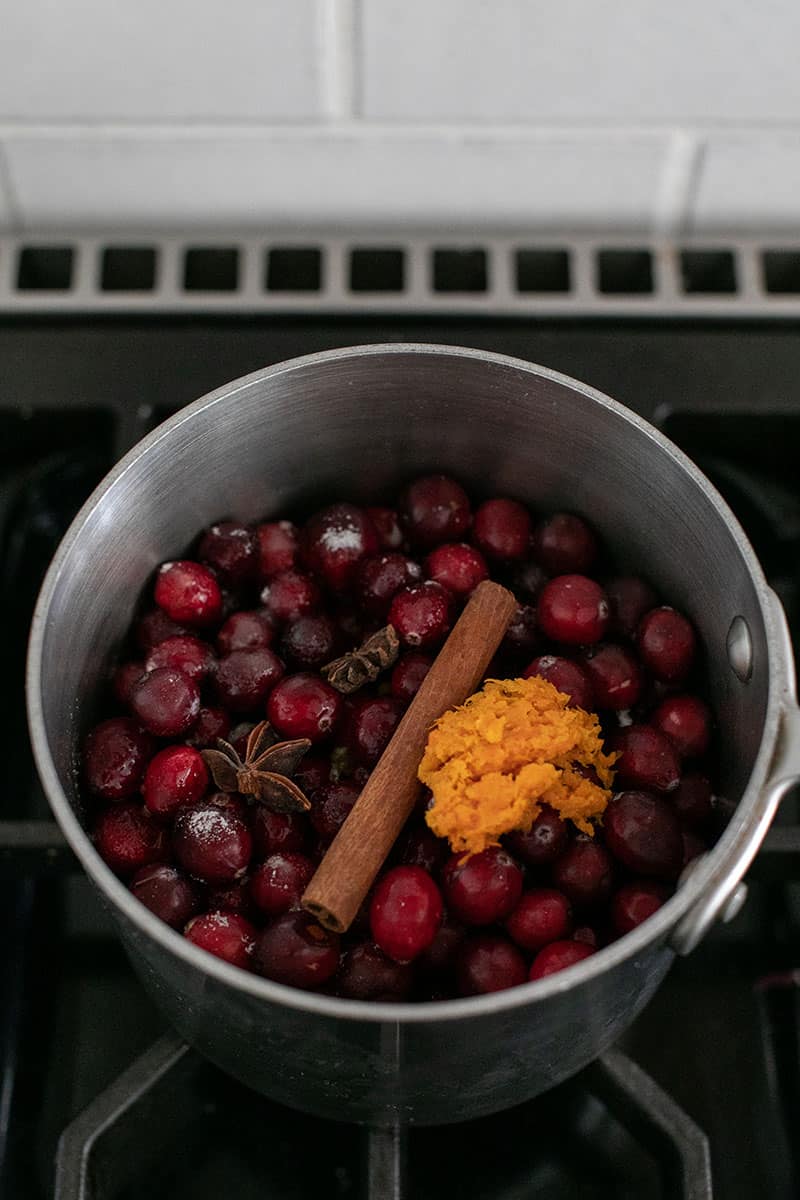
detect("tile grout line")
(653, 130), (704, 239)
(318, 0), (357, 120)
(0, 140), (23, 233)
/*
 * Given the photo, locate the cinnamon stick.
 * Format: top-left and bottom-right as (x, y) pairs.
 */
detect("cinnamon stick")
(301, 579), (517, 933)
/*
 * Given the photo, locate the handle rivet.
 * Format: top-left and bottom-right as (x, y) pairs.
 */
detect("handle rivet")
(727, 616), (753, 682)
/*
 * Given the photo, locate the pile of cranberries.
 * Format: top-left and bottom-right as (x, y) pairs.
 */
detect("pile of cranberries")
(82, 475), (720, 1001)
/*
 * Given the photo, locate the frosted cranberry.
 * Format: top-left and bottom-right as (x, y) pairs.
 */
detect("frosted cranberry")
(267, 673), (342, 742)
(505, 805), (569, 866)
(347, 696), (403, 764)
(606, 576), (658, 639)
(637, 607), (696, 683)
(552, 837), (614, 909)
(682, 828), (706, 866)
(260, 570), (320, 624)
(252, 807), (308, 856)
(145, 635), (215, 684)
(391, 652), (432, 704)
(611, 724), (681, 793)
(185, 706), (231, 749)
(389, 581), (452, 649)
(442, 847), (523, 926)
(393, 823), (447, 874)
(337, 941), (413, 1001)
(502, 604), (539, 657)
(506, 888), (572, 952)
(130, 667), (200, 737)
(612, 880), (669, 936)
(216, 610), (274, 655)
(651, 695), (711, 760)
(473, 498), (531, 561)
(532, 513), (598, 575)
(142, 745), (209, 820)
(249, 852), (315, 916)
(672, 772), (714, 830)
(84, 717), (153, 801)
(370, 866), (443, 963)
(524, 655), (593, 709)
(604, 791), (683, 879)
(529, 939), (594, 980)
(135, 609), (189, 651)
(173, 803), (252, 884)
(206, 878), (254, 916)
(154, 560), (222, 628)
(538, 575), (609, 645)
(130, 864), (199, 928)
(256, 520), (299, 580)
(207, 791), (250, 822)
(294, 753), (331, 797)
(512, 559), (548, 603)
(583, 644), (642, 710)
(425, 542), (488, 596)
(417, 913), (466, 978)
(301, 502), (379, 592)
(253, 911), (340, 989)
(113, 661), (146, 706)
(457, 935), (527, 995)
(367, 506), (404, 550)
(185, 912), (256, 970)
(310, 782), (360, 843)
(401, 474), (471, 547)
(280, 614), (336, 669)
(94, 803), (168, 875)
(215, 647), (284, 712)
(356, 553), (422, 615)
(198, 522), (257, 586)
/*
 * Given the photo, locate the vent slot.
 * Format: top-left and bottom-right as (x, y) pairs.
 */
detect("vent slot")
(349, 248), (405, 293)
(183, 247), (239, 292)
(762, 250), (800, 295)
(17, 246), (74, 291)
(432, 248), (487, 293)
(597, 249), (653, 295)
(101, 247), (157, 292)
(266, 248), (322, 292)
(515, 248), (570, 293)
(680, 250), (737, 295)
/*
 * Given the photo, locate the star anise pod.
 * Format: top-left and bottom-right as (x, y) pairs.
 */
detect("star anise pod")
(200, 720), (311, 813)
(321, 624), (400, 694)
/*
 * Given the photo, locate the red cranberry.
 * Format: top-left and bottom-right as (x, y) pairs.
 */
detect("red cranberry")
(310, 782), (360, 843)
(505, 888), (572, 952)
(417, 913), (466, 979)
(370, 866), (443, 963)
(637, 607), (696, 683)
(84, 717), (153, 801)
(389, 582), (452, 649)
(538, 575), (610, 645)
(154, 560), (222, 628)
(113, 661), (146, 706)
(391, 653), (432, 704)
(473, 498), (531, 561)
(552, 837), (614, 909)
(260, 570), (320, 625)
(216, 610), (274, 654)
(135, 609), (189, 651)
(267, 673), (342, 742)
(400, 474), (471, 547)
(529, 939), (594, 980)
(252, 807), (308, 856)
(280, 614), (337, 669)
(130, 863), (199, 928)
(611, 880), (669, 936)
(130, 667), (200, 737)
(671, 772), (714, 830)
(523, 655), (593, 709)
(142, 745), (209, 820)
(145, 635), (215, 684)
(256, 520), (299, 580)
(424, 542), (488, 596)
(651, 695), (711, 760)
(604, 791), (683, 879)
(198, 522), (257, 586)
(252, 911), (340, 989)
(356, 553), (423, 615)
(347, 696), (404, 764)
(457, 934), (526, 995)
(442, 847), (523, 926)
(294, 753), (331, 797)
(393, 823), (447, 874)
(367, 507), (404, 550)
(532, 513), (598, 575)
(682, 828), (706, 866)
(505, 805), (569, 866)
(249, 852), (315, 916)
(215, 647), (284, 712)
(94, 803), (168, 875)
(301, 502), (379, 592)
(336, 941), (413, 1001)
(606, 576), (658, 640)
(611, 724), (681, 793)
(512, 560), (548, 603)
(185, 706), (232, 748)
(502, 604), (539, 657)
(185, 912), (256, 970)
(582, 644), (642, 710)
(206, 878), (255, 916)
(173, 803), (252, 884)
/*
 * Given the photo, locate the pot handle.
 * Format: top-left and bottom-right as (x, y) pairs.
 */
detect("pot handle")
(669, 590), (800, 956)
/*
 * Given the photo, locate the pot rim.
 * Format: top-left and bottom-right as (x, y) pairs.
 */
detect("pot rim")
(26, 342), (784, 1024)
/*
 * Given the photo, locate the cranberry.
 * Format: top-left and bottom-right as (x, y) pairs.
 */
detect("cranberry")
(523, 655), (593, 709)
(400, 474), (471, 547)
(154, 560), (222, 628)
(572, 925), (598, 947)
(604, 791), (683, 879)
(280, 614), (337, 669)
(252, 911), (340, 989)
(651, 695), (711, 760)
(252, 807), (308, 856)
(142, 745), (209, 820)
(682, 828), (706, 867)
(606, 576), (658, 640)
(260, 570), (320, 624)
(637, 607), (696, 683)
(173, 803), (252, 884)
(537, 575), (609, 645)
(505, 805), (569, 866)
(473, 498), (531, 561)
(206, 878), (255, 916)
(94, 803), (168, 875)
(391, 652), (432, 704)
(185, 705), (231, 749)
(301, 502), (379, 592)
(144, 635), (215, 684)
(130, 863), (199, 928)
(505, 888), (572, 952)
(393, 823), (447, 874)
(215, 647), (284, 712)
(532, 513), (598, 575)
(198, 522), (257, 586)
(256, 520), (299, 580)
(582, 644), (642, 710)
(424, 542), (488, 596)
(347, 696), (404, 764)
(417, 913), (466, 979)
(442, 847), (523, 926)
(310, 782), (360, 843)
(216, 610), (274, 655)
(207, 790), (251, 822)
(370, 866), (443, 963)
(83, 717), (153, 801)
(552, 837), (614, 909)
(671, 772), (714, 830)
(356, 553), (423, 615)
(457, 935), (527, 995)
(511, 560), (548, 603)
(502, 604), (539, 657)
(611, 724), (681, 793)
(336, 941), (413, 1001)
(185, 912), (256, 970)
(294, 753), (331, 797)
(367, 507), (404, 550)
(611, 880), (669, 936)
(249, 852), (315, 916)
(113, 661), (146, 706)
(529, 939), (594, 980)
(267, 673), (342, 742)
(389, 581), (453, 649)
(135, 609), (189, 651)
(129, 667), (200, 738)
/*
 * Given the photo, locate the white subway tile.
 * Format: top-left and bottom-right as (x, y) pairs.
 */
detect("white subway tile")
(0, 168), (12, 231)
(692, 136), (800, 231)
(361, 0), (800, 122)
(0, 1), (321, 121)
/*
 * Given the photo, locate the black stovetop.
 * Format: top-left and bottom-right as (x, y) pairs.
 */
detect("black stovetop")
(1, 317), (799, 1200)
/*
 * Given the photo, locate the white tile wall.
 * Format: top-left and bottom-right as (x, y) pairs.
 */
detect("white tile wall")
(693, 135), (800, 232)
